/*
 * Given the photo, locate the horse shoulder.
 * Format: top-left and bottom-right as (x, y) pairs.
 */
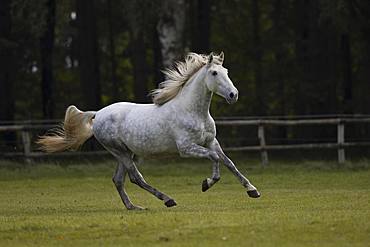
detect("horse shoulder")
(172, 113), (216, 147)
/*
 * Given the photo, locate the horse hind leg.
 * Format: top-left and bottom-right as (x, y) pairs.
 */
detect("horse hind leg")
(93, 127), (147, 209)
(127, 161), (177, 208)
(112, 160), (145, 210)
(96, 135), (176, 208)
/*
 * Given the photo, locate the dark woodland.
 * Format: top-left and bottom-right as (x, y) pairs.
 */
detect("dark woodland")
(1, 1), (370, 136)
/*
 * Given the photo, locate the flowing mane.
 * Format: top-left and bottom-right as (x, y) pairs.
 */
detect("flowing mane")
(150, 52), (223, 105)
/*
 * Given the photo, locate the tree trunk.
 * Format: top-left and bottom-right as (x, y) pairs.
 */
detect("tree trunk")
(0, 0), (15, 148)
(76, 0), (101, 110)
(107, 0), (119, 102)
(153, 25), (164, 86)
(131, 30), (149, 102)
(40, 0), (56, 118)
(341, 33), (353, 114)
(294, 0), (310, 115)
(194, 0), (210, 53)
(272, 0), (287, 139)
(251, 0), (264, 115)
(272, 0), (284, 115)
(157, 0), (186, 68)
(0, 0), (14, 121)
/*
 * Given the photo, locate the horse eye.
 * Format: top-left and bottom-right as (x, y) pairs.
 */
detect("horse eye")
(212, 71), (217, 76)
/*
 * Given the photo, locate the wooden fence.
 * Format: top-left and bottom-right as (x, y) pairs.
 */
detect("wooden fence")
(216, 117), (370, 166)
(1, 116), (370, 165)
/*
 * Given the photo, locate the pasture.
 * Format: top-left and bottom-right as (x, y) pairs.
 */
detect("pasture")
(0, 158), (369, 246)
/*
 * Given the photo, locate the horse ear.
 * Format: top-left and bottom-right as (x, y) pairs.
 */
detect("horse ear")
(207, 52), (214, 65)
(219, 51), (224, 64)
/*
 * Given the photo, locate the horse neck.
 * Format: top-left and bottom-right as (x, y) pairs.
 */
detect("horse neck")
(175, 67), (212, 117)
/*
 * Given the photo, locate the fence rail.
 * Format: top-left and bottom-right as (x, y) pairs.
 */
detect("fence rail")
(1, 116), (370, 165)
(216, 117), (370, 165)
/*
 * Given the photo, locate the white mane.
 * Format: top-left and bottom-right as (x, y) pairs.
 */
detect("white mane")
(150, 52), (223, 105)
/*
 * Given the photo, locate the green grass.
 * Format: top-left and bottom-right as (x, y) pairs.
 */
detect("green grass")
(0, 158), (369, 246)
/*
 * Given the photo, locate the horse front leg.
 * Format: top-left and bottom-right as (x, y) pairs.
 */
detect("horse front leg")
(125, 160), (177, 208)
(212, 139), (261, 198)
(176, 142), (221, 192)
(202, 161), (220, 192)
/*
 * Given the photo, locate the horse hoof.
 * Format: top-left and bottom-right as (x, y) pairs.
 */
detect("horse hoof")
(202, 179), (210, 192)
(247, 190), (261, 198)
(164, 199), (177, 207)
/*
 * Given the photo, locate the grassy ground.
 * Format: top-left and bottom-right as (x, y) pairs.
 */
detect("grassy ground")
(0, 157), (369, 246)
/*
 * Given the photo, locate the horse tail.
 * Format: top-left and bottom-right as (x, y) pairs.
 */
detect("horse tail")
(36, 105), (96, 153)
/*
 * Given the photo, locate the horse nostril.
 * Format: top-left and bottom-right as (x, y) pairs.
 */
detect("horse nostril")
(229, 92), (234, 98)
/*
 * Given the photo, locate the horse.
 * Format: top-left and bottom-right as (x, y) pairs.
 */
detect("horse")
(37, 52), (261, 210)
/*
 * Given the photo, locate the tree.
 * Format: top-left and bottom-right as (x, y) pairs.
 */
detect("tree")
(157, 0), (186, 68)
(40, 0), (56, 118)
(0, 0), (15, 120)
(153, 25), (164, 86)
(0, 0), (15, 147)
(271, 0), (288, 139)
(130, 29), (149, 102)
(106, 0), (119, 102)
(124, 0), (152, 102)
(76, 0), (101, 109)
(191, 0), (211, 53)
(341, 33), (353, 114)
(294, 0), (313, 115)
(251, 0), (264, 115)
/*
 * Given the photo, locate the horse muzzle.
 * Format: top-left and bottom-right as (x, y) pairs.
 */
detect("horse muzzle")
(226, 91), (238, 104)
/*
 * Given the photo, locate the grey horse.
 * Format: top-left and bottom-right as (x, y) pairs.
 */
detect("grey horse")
(37, 52), (260, 210)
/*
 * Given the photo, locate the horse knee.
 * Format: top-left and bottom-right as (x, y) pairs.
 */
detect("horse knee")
(210, 151), (220, 163)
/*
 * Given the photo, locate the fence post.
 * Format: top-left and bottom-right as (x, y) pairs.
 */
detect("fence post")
(337, 120), (345, 164)
(21, 130), (32, 164)
(258, 123), (269, 166)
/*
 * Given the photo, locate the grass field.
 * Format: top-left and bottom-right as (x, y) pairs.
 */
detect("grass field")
(0, 157), (369, 246)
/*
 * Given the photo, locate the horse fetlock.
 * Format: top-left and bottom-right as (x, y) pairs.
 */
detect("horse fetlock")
(202, 179), (210, 192)
(246, 183), (257, 191)
(202, 177), (220, 192)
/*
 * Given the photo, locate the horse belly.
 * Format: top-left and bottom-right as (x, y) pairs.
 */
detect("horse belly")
(126, 135), (177, 156)
(121, 120), (177, 156)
